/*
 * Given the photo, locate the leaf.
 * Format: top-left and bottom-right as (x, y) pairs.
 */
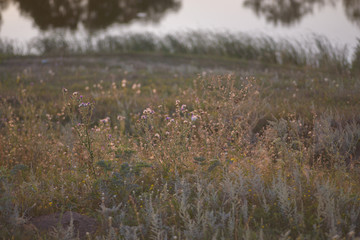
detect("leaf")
(96, 160), (113, 171)
(208, 159), (221, 172)
(193, 156), (206, 165)
(10, 164), (28, 176)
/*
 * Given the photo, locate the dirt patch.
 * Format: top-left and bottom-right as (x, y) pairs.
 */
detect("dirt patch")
(30, 211), (98, 239)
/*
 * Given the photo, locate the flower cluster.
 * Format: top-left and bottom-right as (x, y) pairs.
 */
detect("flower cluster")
(143, 108), (155, 115)
(79, 102), (91, 107)
(191, 114), (198, 122)
(121, 79), (127, 88)
(141, 107), (155, 120)
(100, 117), (110, 124)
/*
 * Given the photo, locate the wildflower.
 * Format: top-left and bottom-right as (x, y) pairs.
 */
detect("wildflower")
(62, 88), (68, 94)
(132, 83), (141, 90)
(117, 115), (125, 121)
(121, 79), (127, 87)
(79, 102), (89, 107)
(143, 108), (155, 115)
(191, 115), (198, 121)
(154, 133), (160, 138)
(181, 104), (187, 111)
(49, 202), (53, 206)
(100, 117), (110, 124)
(73, 92), (79, 96)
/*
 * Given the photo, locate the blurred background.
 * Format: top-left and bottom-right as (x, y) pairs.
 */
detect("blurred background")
(0, 0), (359, 55)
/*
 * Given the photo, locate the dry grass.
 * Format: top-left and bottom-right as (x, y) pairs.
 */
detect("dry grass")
(1, 69), (360, 239)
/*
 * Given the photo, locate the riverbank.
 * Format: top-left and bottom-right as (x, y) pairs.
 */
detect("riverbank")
(1, 32), (359, 74)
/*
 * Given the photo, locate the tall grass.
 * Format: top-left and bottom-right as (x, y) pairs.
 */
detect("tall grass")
(351, 38), (360, 74)
(1, 31), (356, 73)
(0, 39), (25, 56)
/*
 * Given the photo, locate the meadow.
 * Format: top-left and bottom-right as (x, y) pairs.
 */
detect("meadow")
(1, 33), (360, 239)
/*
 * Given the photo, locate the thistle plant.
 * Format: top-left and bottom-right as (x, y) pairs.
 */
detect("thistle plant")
(64, 90), (96, 176)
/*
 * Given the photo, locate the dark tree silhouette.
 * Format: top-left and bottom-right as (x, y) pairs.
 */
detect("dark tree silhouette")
(4, 0), (180, 31)
(343, 0), (360, 28)
(83, 0), (181, 30)
(2, 0), (359, 33)
(243, 0), (333, 26)
(0, 0), (10, 26)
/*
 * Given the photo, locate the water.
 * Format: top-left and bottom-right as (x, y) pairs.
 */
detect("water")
(0, 0), (359, 55)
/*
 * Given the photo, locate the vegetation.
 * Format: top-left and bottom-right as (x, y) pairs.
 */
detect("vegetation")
(1, 32), (359, 74)
(0, 34), (360, 239)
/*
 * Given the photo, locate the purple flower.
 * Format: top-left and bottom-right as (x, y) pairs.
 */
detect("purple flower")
(181, 104), (187, 111)
(79, 102), (88, 107)
(100, 117), (110, 124)
(191, 115), (198, 121)
(79, 102), (91, 108)
(143, 107), (155, 115)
